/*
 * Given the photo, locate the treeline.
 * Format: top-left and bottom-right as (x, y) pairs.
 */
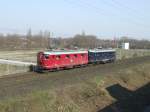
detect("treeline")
(0, 31), (150, 50)
(0, 30), (51, 50)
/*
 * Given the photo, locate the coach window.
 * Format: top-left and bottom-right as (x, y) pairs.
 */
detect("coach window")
(74, 54), (77, 58)
(66, 55), (70, 59)
(56, 55), (61, 60)
(81, 54), (85, 57)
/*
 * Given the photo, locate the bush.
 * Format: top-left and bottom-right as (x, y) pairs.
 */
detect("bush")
(133, 53), (138, 57)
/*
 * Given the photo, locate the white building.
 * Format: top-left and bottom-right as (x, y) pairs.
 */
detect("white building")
(122, 43), (130, 50)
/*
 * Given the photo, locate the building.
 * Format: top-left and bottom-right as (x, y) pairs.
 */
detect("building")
(122, 43), (130, 50)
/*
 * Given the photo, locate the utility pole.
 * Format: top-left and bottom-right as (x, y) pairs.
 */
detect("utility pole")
(81, 30), (86, 36)
(47, 31), (51, 49)
(26, 28), (32, 49)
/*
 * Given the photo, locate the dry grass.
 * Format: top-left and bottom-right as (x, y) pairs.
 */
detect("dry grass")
(0, 49), (149, 63)
(116, 49), (150, 60)
(0, 51), (149, 111)
(0, 50), (38, 62)
(0, 62), (150, 112)
(0, 64), (30, 76)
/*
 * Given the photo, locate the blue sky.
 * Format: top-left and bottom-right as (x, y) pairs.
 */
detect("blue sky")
(0, 0), (150, 39)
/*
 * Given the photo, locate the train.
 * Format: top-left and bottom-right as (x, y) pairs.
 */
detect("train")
(37, 49), (116, 71)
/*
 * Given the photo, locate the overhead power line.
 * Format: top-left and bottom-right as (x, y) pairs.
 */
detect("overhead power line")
(63, 0), (107, 16)
(109, 0), (147, 21)
(111, 0), (145, 16)
(101, 0), (150, 28)
(63, 0), (149, 29)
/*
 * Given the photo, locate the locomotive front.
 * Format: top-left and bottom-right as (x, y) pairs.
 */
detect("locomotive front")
(37, 52), (52, 70)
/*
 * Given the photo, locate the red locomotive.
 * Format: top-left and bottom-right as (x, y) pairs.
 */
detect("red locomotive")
(37, 50), (88, 71)
(37, 49), (116, 72)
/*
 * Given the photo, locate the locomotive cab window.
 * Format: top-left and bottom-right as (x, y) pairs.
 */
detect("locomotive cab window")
(44, 54), (49, 59)
(66, 55), (70, 58)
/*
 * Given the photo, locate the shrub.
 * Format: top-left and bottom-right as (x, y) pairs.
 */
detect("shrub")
(133, 53), (138, 58)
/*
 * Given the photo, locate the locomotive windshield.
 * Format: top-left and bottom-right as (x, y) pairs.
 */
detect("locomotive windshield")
(44, 54), (49, 59)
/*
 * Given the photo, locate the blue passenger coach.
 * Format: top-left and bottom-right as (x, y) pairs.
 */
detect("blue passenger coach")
(88, 49), (116, 63)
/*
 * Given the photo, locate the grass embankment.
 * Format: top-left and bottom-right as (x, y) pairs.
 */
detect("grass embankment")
(0, 62), (150, 112)
(116, 49), (150, 60)
(0, 64), (30, 76)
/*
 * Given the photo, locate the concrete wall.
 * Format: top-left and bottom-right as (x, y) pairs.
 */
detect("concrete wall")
(0, 64), (31, 77)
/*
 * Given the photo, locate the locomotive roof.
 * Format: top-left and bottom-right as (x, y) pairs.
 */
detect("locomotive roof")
(43, 50), (88, 55)
(89, 49), (116, 53)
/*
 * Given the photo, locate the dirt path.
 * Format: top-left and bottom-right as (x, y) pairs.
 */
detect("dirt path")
(0, 56), (150, 100)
